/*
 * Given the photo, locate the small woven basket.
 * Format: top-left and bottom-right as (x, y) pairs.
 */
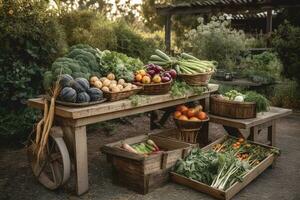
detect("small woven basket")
(103, 86), (142, 102)
(210, 95), (256, 119)
(135, 81), (172, 95)
(174, 117), (209, 143)
(178, 71), (213, 86)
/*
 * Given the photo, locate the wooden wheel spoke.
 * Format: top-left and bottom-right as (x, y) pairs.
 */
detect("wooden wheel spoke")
(50, 152), (62, 162)
(49, 162), (62, 186)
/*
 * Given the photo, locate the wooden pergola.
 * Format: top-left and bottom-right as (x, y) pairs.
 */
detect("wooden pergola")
(156, 0), (300, 51)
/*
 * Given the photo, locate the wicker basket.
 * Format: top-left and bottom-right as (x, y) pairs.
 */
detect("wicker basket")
(103, 86), (142, 102)
(174, 117), (209, 143)
(178, 71), (213, 86)
(135, 81), (172, 95)
(210, 95), (256, 119)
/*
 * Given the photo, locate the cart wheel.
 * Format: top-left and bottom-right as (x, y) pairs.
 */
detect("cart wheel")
(27, 126), (71, 190)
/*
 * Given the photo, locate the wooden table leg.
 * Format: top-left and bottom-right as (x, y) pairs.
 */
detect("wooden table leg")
(73, 126), (89, 195)
(197, 97), (210, 146)
(249, 126), (259, 142)
(268, 120), (276, 146)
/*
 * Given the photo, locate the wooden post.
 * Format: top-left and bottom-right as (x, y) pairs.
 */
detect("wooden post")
(266, 8), (273, 46)
(165, 14), (172, 53)
(73, 126), (89, 195)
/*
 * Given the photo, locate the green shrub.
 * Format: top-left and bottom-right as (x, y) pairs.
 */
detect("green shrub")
(270, 80), (300, 109)
(0, 0), (67, 106)
(184, 16), (252, 69)
(239, 51), (282, 84)
(0, 107), (40, 145)
(272, 21), (300, 85)
(0, 0), (67, 141)
(59, 10), (164, 62)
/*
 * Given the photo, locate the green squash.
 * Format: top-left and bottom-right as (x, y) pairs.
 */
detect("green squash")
(87, 87), (103, 101)
(77, 92), (91, 103)
(59, 74), (73, 88)
(59, 87), (77, 103)
(75, 78), (90, 91)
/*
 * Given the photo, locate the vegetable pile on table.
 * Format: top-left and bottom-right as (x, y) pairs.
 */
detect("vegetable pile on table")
(174, 137), (279, 191)
(149, 49), (217, 75)
(58, 74), (104, 103)
(134, 64), (176, 84)
(122, 139), (160, 155)
(90, 73), (138, 93)
(43, 44), (144, 91)
(216, 90), (270, 113)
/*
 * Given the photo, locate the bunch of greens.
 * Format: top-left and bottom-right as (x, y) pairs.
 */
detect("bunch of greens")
(174, 137), (278, 191)
(98, 50), (144, 82)
(171, 81), (205, 97)
(174, 148), (251, 191)
(221, 90), (270, 113)
(244, 91), (270, 113)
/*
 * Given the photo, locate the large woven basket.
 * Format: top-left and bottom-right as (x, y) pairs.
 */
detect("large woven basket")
(174, 117), (209, 143)
(103, 86), (142, 101)
(135, 81), (172, 95)
(210, 95), (256, 119)
(178, 71), (213, 86)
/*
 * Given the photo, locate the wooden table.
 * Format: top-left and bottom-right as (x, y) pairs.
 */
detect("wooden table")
(209, 107), (292, 146)
(28, 84), (219, 195)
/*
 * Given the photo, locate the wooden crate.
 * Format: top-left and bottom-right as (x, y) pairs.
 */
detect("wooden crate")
(171, 135), (279, 200)
(101, 132), (196, 194)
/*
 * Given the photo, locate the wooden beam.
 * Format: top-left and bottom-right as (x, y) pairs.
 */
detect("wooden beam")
(266, 8), (272, 47)
(165, 14), (172, 53)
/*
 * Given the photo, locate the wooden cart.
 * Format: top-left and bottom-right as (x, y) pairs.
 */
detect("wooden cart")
(27, 83), (218, 195)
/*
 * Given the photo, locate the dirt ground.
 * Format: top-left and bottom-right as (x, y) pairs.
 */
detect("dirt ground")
(0, 112), (300, 200)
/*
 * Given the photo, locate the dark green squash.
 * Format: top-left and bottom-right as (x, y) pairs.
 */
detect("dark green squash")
(59, 74), (73, 88)
(59, 87), (77, 103)
(70, 80), (85, 93)
(75, 78), (90, 91)
(77, 92), (91, 103)
(87, 87), (103, 101)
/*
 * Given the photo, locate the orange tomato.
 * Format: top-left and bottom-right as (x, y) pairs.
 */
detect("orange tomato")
(174, 111), (182, 118)
(187, 108), (197, 118)
(135, 74), (142, 82)
(178, 115), (188, 121)
(189, 117), (200, 121)
(176, 105), (186, 111)
(197, 111), (207, 120)
(181, 107), (189, 116)
(139, 69), (146, 76)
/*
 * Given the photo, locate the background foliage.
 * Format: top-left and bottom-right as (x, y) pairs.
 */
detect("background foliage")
(184, 16), (251, 69)
(272, 21), (300, 85)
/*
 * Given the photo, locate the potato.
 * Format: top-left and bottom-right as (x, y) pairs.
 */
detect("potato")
(118, 79), (125, 85)
(111, 86), (120, 93)
(117, 84), (124, 90)
(99, 77), (107, 82)
(132, 84), (137, 89)
(124, 85), (132, 91)
(109, 83), (117, 89)
(101, 86), (109, 92)
(94, 80), (103, 89)
(107, 73), (115, 80)
(90, 76), (99, 85)
(103, 79), (111, 87)
(110, 80), (117, 85)
(123, 82), (128, 87)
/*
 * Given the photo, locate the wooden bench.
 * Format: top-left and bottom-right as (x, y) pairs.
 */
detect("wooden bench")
(209, 107), (292, 146)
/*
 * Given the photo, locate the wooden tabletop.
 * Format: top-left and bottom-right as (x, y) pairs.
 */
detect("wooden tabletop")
(28, 84), (219, 120)
(209, 107), (292, 129)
